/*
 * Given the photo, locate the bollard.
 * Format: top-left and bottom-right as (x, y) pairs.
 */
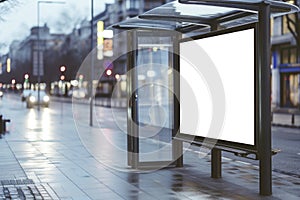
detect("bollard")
(0, 115), (2, 134)
(0, 115), (11, 134)
(211, 148), (222, 178)
(291, 114), (295, 125)
(271, 112), (273, 122)
(3, 119), (10, 133)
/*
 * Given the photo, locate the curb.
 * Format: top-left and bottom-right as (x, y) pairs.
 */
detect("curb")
(272, 123), (300, 129)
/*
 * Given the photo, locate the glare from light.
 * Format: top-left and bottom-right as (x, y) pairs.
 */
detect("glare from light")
(7, 58), (11, 73)
(29, 96), (36, 102)
(103, 30), (114, 39)
(147, 70), (156, 78)
(43, 95), (50, 102)
(60, 75), (65, 80)
(138, 74), (146, 81)
(70, 80), (79, 87)
(60, 65), (66, 72)
(106, 69), (112, 76)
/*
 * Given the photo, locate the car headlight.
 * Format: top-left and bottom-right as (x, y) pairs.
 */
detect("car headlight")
(43, 95), (50, 102)
(0, 91), (3, 96)
(29, 96), (36, 102)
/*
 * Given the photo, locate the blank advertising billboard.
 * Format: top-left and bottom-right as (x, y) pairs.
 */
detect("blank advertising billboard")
(179, 25), (255, 146)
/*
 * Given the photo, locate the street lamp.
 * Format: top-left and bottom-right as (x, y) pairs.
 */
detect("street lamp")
(24, 74), (29, 80)
(24, 74), (30, 89)
(37, 0), (65, 110)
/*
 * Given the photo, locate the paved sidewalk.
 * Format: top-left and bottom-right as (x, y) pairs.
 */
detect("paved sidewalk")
(1, 129), (300, 199)
(0, 94), (299, 199)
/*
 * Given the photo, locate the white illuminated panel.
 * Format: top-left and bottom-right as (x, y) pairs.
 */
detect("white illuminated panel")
(180, 28), (255, 145)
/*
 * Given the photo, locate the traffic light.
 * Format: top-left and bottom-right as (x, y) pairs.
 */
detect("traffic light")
(103, 60), (113, 78)
(106, 69), (112, 76)
(60, 66), (66, 81)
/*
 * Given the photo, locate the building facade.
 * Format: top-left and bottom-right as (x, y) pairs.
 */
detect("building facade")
(89, 0), (173, 96)
(271, 1), (300, 108)
(0, 24), (65, 85)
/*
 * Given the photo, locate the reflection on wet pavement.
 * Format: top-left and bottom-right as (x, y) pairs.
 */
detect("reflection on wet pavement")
(0, 95), (299, 199)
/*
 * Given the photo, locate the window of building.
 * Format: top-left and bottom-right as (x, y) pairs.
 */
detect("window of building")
(126, 0), (139, 9)
(144, 0), (164, 11)
(290, 48), (297, 63)
(280, 47), (298, 64)
(281, 49), (289, 63)
(270, 18), (274, 36)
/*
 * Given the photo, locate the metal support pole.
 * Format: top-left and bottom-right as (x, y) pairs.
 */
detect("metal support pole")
(211, 148), (222, 178)
(258, 2), (272, 196)
(127, 30), (139, 169)
(89, 0), (94, 126)
(37, 2), (41, 111)
(173, 33), (183, 168)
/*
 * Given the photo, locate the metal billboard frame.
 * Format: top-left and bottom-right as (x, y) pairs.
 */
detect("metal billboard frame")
(175, 22), (258, 153)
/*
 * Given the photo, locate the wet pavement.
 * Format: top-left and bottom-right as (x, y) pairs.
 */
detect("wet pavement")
(0, 94), (300, 199)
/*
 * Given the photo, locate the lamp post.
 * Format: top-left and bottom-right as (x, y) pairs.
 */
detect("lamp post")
(90, 0), (94, 126)
(37, 0), (65, 110)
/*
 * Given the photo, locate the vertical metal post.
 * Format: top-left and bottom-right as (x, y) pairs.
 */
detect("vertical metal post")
(173, 33), (183, 167)
(258, 2), (272, 196)
(211, 148), (222, 178)
(127, 30), (139, 169)
(89, 0), (94, 126)
(127, 31), (133, 167)
(37, 2), (41, 111)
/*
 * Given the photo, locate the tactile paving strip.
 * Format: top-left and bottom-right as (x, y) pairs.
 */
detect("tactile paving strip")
(0, 179), (53, 200)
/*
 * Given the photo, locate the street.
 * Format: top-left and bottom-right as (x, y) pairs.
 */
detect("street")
(0, 92), (300, 199)
(272, 126), (300, 177)
(222, 126), (300, 178)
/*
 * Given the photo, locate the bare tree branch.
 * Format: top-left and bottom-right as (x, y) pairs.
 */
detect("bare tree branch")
(286, 15), (298, 40)
(0, 0), (21, 22)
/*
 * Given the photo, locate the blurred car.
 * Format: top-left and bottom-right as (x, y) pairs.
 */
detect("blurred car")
(0, 91), (3, 98)
(21, 89), (32, 101)
(26, 90), (50, 108)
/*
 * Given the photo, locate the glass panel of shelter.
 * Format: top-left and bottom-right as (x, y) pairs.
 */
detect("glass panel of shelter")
(131, 30), (176, 167)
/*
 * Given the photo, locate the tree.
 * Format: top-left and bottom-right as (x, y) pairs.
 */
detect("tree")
(0, 0), (20, 21)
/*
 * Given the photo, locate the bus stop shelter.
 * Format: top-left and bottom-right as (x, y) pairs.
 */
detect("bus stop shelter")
(112, 0), (299, 196)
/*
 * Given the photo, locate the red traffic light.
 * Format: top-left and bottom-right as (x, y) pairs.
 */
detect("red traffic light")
(60, 66), (66, 72)
(60, 75), (65, 81)
(106, 69), (112, 76)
